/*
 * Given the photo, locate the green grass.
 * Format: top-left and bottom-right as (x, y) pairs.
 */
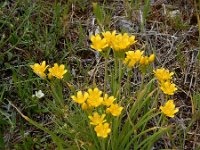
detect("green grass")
(0, 0), (200, 149)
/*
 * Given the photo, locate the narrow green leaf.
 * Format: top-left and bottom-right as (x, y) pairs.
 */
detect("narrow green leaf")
(92, 3), (103, 25)
(138, 127), (171, 149)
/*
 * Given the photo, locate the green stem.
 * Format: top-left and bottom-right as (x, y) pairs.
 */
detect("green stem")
(112, 117), (119, 149)
(126, 69), (132, 97)
(100, 138), (106, 150)
(166, 95), (169, 100)
(138, 73), (145, 96)
(157, 113), (164, 127)
(118, 59), (123, 99)
(141, 73), (145, 89)
(161, 116), (167, 126)
(48, 79), (64, 108)
(113, 52), (119, 97)
(104, 58), (108, 94)
(152, 87), (160, 109)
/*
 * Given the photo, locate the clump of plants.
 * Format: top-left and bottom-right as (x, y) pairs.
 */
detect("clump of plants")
(25, 30), (179, 149)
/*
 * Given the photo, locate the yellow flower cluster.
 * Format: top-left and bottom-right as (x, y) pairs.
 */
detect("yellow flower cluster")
(88, 112), (111, 138)
(90, 31), (137, 52)
(160, 100), (179, 118)
(48, 63), (67, 79)
(94, 122), (111, 138)
(154, 68), (178, 118)
(160, 81), (177, 95)
(154, 68), (174, 82)
(124, 50), (155, 68)
(71, 87), (123, 138)
(88, 112), (106, 125)
(154, 68), (177, 95)
(140, 54), (155, 66)
(90, 34), (108, 51)
(30, 61), (48, 79)
(30, 61), (67, 79)
(124, 50), (144, 68)
(110, 33), (137, 51)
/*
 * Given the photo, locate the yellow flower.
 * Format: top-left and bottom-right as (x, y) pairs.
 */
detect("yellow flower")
(124, 50), (144, 68)
(48, 63), (67, 79)
(154, 68), (174, 82)
(87, 88), (103, 107)
(148, 54), (155, 63)
(140, 56), (149, 65)
(102, 31), (116, 46)
(71, 91), (89, 104)
(88, 112), (106, 125)
(160, 100), (179, 118)
(103, 94), (116, 106)
(140, 54), (155, 66)
(81, 103), (88, 110)
(30, 61), (48, 79)
(48, 73), (53, 79)
(124, 33), (137, 45)
(160, 81), (177, 95)
(94, 123), (111, 138)
(90, 34), (108, 51)
(106, 104), (123, 116)
(111, 33), (137, 51)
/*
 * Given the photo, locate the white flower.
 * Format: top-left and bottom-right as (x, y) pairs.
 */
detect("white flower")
(32, 90), (44, 99)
